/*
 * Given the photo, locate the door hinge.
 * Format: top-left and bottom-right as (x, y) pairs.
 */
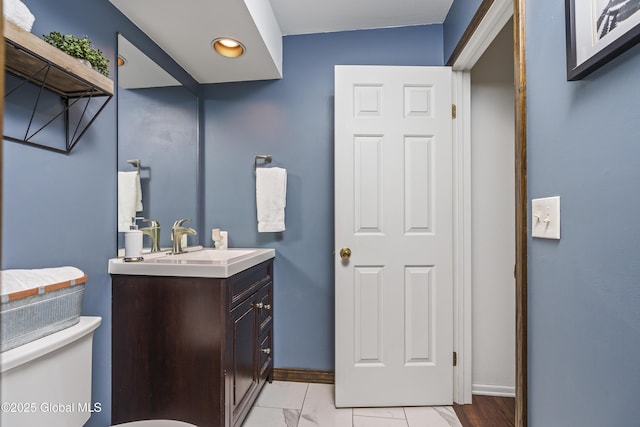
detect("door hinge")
(452, 104), (457, 119)
(453, 351), (457, 367)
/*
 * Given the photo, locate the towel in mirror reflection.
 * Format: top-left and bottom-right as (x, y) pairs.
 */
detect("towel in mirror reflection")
(117, 171), (143, 232)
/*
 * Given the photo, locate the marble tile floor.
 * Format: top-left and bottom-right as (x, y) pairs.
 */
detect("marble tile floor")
(242, 381), (463, 427)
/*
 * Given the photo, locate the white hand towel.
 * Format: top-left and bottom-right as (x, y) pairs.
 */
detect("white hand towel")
(256, 167), (287, 232)
(3, 0), (35, 32)
(118, 171), (143, 232)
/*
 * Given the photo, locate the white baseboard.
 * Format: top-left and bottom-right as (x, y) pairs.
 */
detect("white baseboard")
(472, 384), (516, 397)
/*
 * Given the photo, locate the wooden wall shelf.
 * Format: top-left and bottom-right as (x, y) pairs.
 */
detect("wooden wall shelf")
(3, 19), (113, 153)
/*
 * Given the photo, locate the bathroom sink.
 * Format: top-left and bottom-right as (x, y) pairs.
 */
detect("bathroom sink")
(108, 246), (275, 278)
(152, 248), (256, 263)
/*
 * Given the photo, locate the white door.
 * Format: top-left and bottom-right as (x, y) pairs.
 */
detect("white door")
(334, 65), (453, 407)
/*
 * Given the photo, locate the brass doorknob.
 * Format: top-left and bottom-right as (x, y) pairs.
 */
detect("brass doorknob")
(340, 247), (352, 260)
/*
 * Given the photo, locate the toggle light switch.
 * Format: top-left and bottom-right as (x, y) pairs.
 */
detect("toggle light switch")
(531, 196), (560, 239)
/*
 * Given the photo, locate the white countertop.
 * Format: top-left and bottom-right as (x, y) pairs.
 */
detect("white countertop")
(109, 246), (275, 278)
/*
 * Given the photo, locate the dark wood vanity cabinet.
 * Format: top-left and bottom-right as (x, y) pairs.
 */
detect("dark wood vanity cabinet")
(111, 259), (274, 427)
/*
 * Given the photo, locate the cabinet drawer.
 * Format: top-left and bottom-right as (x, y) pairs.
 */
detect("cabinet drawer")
(256, 283), (273, 333)
(229, 260), (273, 308)
(258, 330), (273, 382)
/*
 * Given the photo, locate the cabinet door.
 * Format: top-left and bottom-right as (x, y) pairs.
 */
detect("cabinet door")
(112, 275), (226, 427)
(230, 296), (258, 421)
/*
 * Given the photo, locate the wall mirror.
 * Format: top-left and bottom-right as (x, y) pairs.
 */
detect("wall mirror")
(117, 34), (199, 252)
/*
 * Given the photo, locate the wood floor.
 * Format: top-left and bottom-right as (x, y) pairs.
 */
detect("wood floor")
(454, 395), (515, 427)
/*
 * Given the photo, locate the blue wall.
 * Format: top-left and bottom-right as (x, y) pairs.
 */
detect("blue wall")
(2, 1), (197, 426)
(527, 1), (640, 426)
(443, 0), (484, 63)
(203, 25), (444, 371)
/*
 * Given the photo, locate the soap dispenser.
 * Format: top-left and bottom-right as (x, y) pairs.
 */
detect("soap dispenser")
(124, 217), (144, 262)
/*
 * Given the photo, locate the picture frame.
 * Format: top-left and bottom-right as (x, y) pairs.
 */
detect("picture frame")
(565, 0), (640, 80)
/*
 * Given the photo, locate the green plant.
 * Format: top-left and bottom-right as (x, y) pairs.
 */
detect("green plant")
(43, 31), (110, 77)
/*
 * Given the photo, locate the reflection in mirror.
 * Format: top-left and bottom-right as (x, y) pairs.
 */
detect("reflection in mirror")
(117, 34), (198, 253)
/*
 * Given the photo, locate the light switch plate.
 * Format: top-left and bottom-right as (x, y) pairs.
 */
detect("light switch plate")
(532, 196), (560, 239)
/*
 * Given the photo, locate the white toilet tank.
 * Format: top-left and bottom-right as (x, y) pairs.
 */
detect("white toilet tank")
(0, 316), (101, 427)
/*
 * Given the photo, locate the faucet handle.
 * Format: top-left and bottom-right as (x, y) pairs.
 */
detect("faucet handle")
(172, 218), (192, 228)
(141, 218), (160, 228)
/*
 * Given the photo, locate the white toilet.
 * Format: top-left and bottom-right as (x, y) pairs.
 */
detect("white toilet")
(0, 316), (196, 427)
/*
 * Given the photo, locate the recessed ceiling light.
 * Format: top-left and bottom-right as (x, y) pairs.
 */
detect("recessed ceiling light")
(117, 55), (126, 67)
(212, 38), (245, 58)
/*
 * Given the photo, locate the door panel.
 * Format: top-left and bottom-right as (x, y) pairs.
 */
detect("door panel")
(404, 266), (434, 365)
(354, 266), (383, 365)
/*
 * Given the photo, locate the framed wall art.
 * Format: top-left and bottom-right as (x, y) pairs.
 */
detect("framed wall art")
(565, 0), (640, 80)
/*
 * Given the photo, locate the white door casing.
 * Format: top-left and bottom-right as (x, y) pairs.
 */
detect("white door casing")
(334, 65), (453, 407)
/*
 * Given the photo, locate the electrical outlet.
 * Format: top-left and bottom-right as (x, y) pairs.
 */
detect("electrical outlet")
(532, 196), (560, 239)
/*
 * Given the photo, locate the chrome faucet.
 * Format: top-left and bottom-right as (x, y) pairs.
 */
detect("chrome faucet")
(171, 219), (197, 254)
(140, 218), (161, 253)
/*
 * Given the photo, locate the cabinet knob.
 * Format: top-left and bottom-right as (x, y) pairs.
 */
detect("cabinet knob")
(261, 348), (271, 355)
(254, 302), (271, 310)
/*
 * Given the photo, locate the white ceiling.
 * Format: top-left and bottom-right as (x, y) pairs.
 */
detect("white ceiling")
(271, 0), (453, 35)
(110, 0), (454, 85)
(117, 34), (181, 89)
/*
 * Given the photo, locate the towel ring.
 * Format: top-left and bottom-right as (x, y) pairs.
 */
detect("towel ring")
(127, 159), (141, 173)
(254, 155), (272, 170)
